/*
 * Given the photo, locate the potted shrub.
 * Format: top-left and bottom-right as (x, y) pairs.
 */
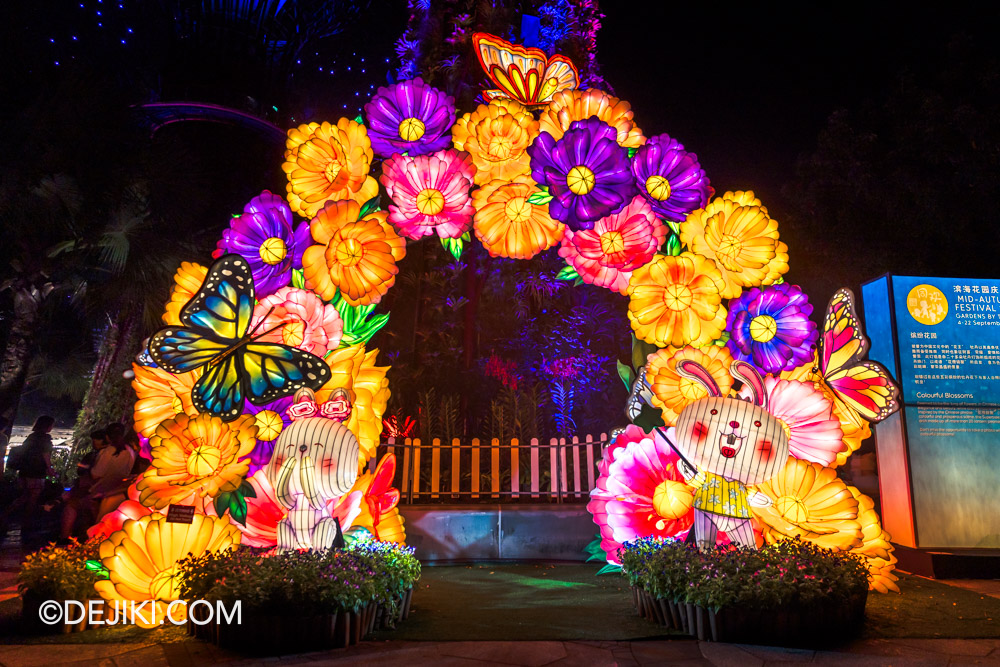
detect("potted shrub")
(177, 540), (421, 654)
(620, 537), (869, 644)
(17, 538), (108, 634)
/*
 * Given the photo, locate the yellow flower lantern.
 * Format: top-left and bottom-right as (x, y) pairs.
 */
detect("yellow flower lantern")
(751, 457), (863, 552)
(680, 190), (789, 299)
(627, 252), (727, 348)
(471, 176), (565, 259)
(319, 344), (390, 465)
(282, 118), (378, 219)
(538, 89), (646, 149)
(302, 199), (406, 307)
(453, 99), (539, 185)
(95, 514), (241, 628)
(848, 486), (900, 593)
(162, 262), (208, 326)
(131, 364), (202, 439)
(137, 413), (257, 509)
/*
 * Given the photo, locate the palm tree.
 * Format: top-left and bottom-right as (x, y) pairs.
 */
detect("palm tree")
(0, 174), (88, 429)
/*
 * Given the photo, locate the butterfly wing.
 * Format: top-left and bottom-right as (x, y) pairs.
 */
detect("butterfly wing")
(825, 362), (900, 423)
(819, 289), (867, 376)
(178, 255), (255, 342)
(538, 55), (580, 103)
(473, 32), (578, 105)
(191, 352), (246, 420)
(818, 288), (900, 423)
(150, 327), (232, 374)
(240, 341), (332, 406)
(150, 255), (255, 374)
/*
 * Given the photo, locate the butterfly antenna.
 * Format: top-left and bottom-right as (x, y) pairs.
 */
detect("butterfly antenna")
(247, 306), (277, 338)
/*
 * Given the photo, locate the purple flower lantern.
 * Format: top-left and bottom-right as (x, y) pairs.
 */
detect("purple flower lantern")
(726, 284), (819, 374)
(215, 191), (310, 298)
(364, 78), (456, 158)
(528, 117), (635, 230)
(630, 134), (711, 222)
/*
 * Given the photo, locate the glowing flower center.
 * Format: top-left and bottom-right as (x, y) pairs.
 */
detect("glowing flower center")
(717, 233), (745, 263)
(282, 318), (306, 347)
(662, 283), (694, 311)
(324, 159), (343, 183)
(254, 409), (283, 442)
(170, 395), (184, 415)
(259, 237), (288, 265)
(679, 377), (706, 401)
(566, 165), (596, 195)
(150, 565), (181, 601)
(599, 230), (626, 255)
(398, 117), (426, 142)
(503, 196), (532, 224)
(645, 175), (672, 201)
(775, 495), (809, 524)
(749, 314), (778, 343)
(416, 188), (445, 216)
(186, 443), (221, 478)
(335, 238), (364, 267)
(485, 134), (514, 160)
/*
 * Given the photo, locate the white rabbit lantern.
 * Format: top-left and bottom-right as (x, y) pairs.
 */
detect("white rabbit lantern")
(265, 387), (360, 551)
(671, 359), (789, 550)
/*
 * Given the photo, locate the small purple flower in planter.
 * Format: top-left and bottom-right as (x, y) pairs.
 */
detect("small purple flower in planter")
(364, 78), (456, 158)
(528, 117), (635, 231)
(726, 283), (818, 373)
(630, 134), (711, 222)
(215, 191), (310, 298)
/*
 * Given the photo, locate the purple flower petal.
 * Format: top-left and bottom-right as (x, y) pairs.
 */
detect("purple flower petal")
(631, 133), (711, 222)
(215, 190), (303, 297)
(725, 284), (818, 374)
(364, 78), (456, 158)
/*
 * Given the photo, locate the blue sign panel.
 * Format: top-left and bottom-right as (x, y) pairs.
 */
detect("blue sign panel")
(860, 276), (898, 382)
(905, 405), (1000, 548)
(890, 275), (1000, 406)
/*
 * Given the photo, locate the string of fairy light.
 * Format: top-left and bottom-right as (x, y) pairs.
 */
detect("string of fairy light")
(41, 1), (395, 118)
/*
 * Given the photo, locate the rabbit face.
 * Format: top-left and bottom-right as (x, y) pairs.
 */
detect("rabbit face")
(674, 396), (789, 485)
(266, 416), (360, 510)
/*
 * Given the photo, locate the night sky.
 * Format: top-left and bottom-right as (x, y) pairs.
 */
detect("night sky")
(601, 3), (992, 201)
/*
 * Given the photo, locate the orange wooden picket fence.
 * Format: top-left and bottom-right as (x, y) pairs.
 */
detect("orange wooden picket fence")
(368, 435), (609, 504)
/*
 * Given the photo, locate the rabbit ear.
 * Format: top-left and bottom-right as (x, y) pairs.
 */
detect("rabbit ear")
(731, 360), (767, 409)
(676, 359), (722, 397)
(294, 387), (317, 403)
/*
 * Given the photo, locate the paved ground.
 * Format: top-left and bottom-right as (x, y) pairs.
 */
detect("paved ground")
(2, 637), (1000, 666)
(2, 536), (999, 666)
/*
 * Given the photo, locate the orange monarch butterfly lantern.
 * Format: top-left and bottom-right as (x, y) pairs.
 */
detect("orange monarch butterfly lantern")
(472, 32), (579, 105)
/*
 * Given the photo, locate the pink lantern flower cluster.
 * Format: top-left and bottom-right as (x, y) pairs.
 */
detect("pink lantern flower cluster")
(558, 196), (667, 294)
(588, 426), (694, 564)
(381, 149), (476, 240)
(252, 287), (344, 357)
(750, 376), (847, 466)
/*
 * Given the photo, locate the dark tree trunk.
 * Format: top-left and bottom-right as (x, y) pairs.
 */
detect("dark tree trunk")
(0, 281), (50, 428)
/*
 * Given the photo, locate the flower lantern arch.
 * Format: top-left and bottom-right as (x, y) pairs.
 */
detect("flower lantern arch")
(100, 30), (903, 615)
